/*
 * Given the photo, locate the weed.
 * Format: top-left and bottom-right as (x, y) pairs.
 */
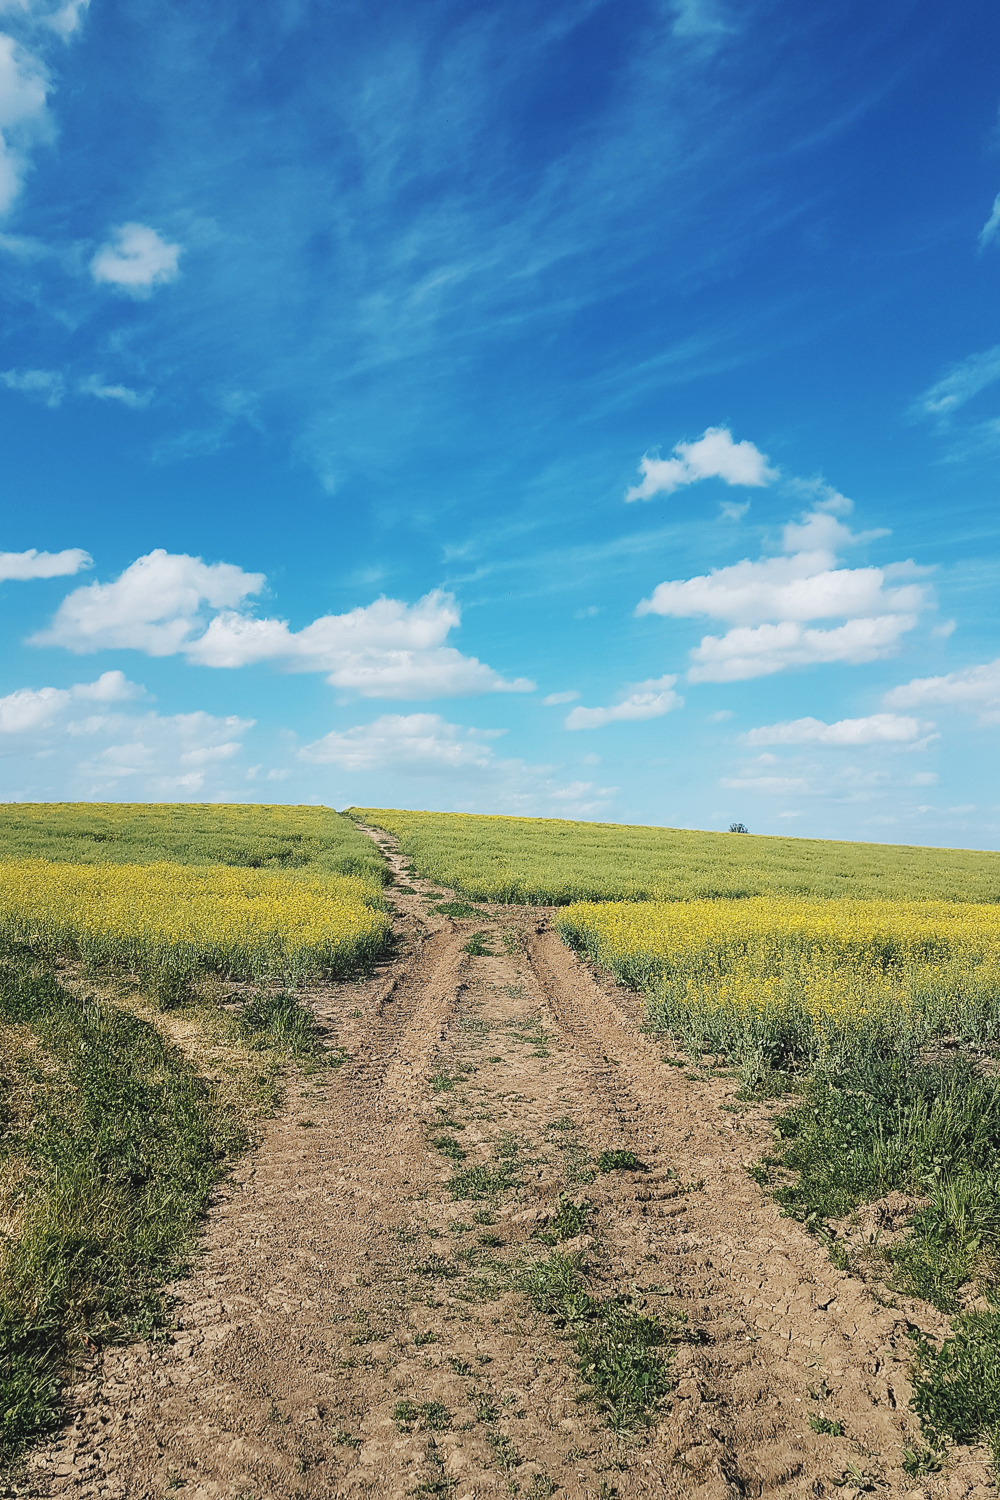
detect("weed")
(539, 1194), (590, 1245)
(525, 1477), (556, 1498)
(430, 1134), (467, 1162)
(448, 1356), (473, 1375)
(463, 932), (496, 957)
(431, 1071), (457, 1092)
(449, 1164), (516, 1201)
(236, 991), (326, 1060)
(414, 1331), (438, 1346)
(477, 1233), (503, 1248)
(415, 1254), (460, 1280)
(902, 1443), (944, 1477)
(808, 1413), (844, 1436)
(516, 1252), (678, 1428)
(393, 1400), (451, 1433)
(596, 1150), (645, 1173)
(434, 902), (478, 919)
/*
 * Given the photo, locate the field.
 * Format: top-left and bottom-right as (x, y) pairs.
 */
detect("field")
(558, 894), (1000, 1068)
(0, 804), (390, 1463)
(7, 803), (1000, 1491)
(0, 801), (388, 883)
(350, 806), (1000, 904)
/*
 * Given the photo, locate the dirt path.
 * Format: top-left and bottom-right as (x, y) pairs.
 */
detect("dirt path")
(19, 831), (993, 1499)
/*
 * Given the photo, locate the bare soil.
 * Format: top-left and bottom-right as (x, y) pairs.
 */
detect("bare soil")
(14, 829), (995, 1500)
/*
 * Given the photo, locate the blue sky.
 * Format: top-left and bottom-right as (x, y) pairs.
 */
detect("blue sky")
(2, 0), (1000, 845)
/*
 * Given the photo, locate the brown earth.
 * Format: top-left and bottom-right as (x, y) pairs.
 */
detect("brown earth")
(13, 827), (994, 1500)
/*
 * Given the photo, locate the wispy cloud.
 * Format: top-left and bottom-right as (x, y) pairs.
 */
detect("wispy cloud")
(1, 365), (64, 404)
(979, 191), (1000, 251)
(565, 675), (682, 730)
(914, 344), (1000, 418)
(885, 658), (1000, 726)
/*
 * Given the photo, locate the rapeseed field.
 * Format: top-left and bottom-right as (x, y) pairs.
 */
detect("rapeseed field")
(0, 801), (387, 884)
(558, 896), (1000, 1066)
(351, 807), (1000, 904)
(0, 860), (390, 997)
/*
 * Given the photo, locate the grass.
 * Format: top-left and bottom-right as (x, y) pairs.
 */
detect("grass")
(758, 1050), (1000, 1465)
(515, 1251), (678, 1429)
(0, 803), (388, 885)
(348, 808), (1000, 905)
(0, 962), (241, 1461)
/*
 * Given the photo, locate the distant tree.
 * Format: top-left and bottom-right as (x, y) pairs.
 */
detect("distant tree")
(728, 821), (749, 834)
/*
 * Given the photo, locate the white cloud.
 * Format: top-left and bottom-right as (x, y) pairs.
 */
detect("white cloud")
(885, 658), (1000, 726)
(979, 192), (1000, 250)
(916, 344), (1000, 417)
(543, 690), (580, 705)
(689, 614), (917, 683)
(300, 713), (502, 773)
(78, 374), (150, 408)
(0, 545), (90, 580)
(625, 426), (777, 502)
(564, 675), (682, 730)
(746, 712), (931, 747)
(34, 553), (533, 700)
(0, 670), (141, 733)
(0, 683), (65, 732)
(638, 496), (924, 683)
(186, 588), (534, 698)
(672, 0), (731, 37)
(90, 223), (181, 295)
(297, 711), (615, 818)
(720, 775), (809, 795)
(32, 549), (267, 655)
(0, 30), (50, 213)
(74, 711), (252, 791)
(1, 367), (64, 405)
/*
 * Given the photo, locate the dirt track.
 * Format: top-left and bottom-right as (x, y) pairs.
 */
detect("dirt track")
(19, 831), (993, 1499)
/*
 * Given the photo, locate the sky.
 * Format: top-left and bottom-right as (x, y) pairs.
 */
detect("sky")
(2, 0), (1000, 846)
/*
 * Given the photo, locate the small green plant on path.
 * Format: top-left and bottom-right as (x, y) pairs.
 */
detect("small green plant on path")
(462, 932), (496, 956)
(597, 1150), (645, 1173)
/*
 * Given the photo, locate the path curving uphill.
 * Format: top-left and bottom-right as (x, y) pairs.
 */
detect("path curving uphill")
(21, 826), (991, 1499)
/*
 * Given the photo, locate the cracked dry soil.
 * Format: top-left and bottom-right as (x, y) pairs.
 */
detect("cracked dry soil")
(18, 829), (995, 1500)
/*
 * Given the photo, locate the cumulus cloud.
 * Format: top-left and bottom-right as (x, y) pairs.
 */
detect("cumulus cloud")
(543, 690), (580, 705)
(90, 223), (181, 295)
(1, 366), (64, 405)
(885, 658), (1000, 726)
(915, 344), (1000, 418)
(625, 426), (777, 502)
(564, 675), (682, 730)
(638, 496), (924, 682)
(689, 615), (917, 683)
(746, 712), (931, 747)
(0, 545), (90, 581)
(0, 670), (142, 733)
(33, 551), (533, 699)
(185, 589), (534, 698)
(32, 549), (266, 655)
